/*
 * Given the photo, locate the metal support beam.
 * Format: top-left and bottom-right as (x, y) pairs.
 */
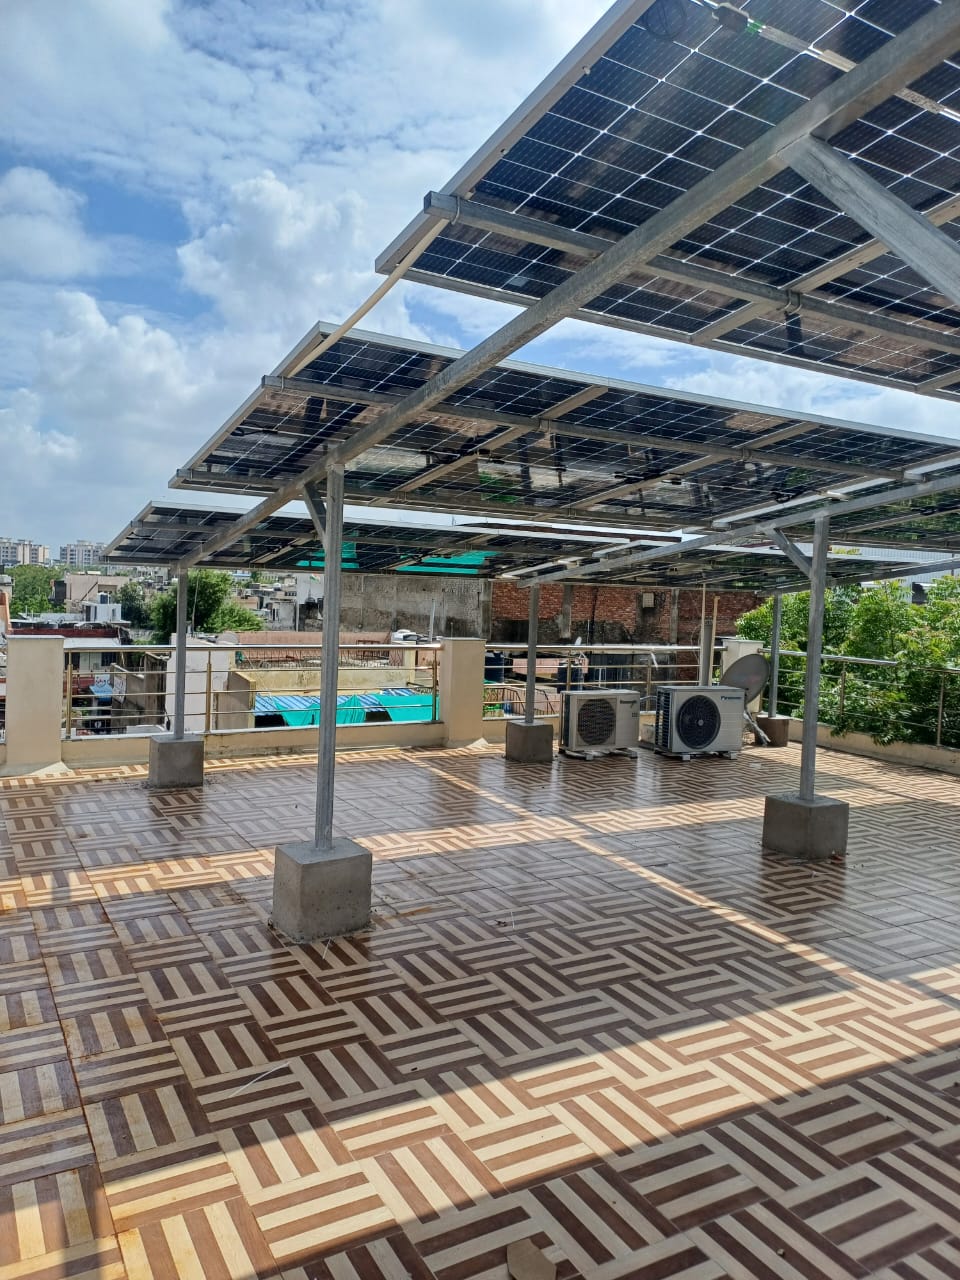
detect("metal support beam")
(314, 465), (344, 851)
(768, 592), (783, 718)
(302, 481), (327, 544)
(799, 516), (830, 802)
(784, 136), (960, 313)
(172, 568), (189, 740)
(423, 191), (960, 364)
(525, 585), (540, 726)
(764, 529), (814, 580)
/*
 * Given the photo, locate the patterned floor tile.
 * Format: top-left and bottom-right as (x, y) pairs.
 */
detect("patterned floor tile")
(0, 1165), (113, 1268)
(464, 1111), (595, 1186)
(247, 1167), (396, 1266)
(283, 1230), (434, 1280)
(10, 742), (960, 1279)
(0, 1057), (79, 1124)
(86, 1080), (211, 1162)
(781, 1167), (949, 1272)
(218, 1108), (351, 1197)
(170, 1020), (279, 1082)
(116, 1194), (277, 1279)
(0, 1237), (126, 1280)
(0, 1110), (94, 1189)
(101, 1134), (240, 1230)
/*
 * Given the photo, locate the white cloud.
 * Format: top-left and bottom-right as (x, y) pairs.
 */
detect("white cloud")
(0, 167), (105, 280)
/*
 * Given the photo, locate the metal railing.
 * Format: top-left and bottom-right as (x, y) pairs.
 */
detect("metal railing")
(482, 643), (701, 720)
(769, 649), (960, 750)
(59, 642), (441, 738)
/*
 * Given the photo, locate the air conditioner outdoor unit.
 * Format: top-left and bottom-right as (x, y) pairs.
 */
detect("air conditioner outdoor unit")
(560, 689), (641, 758)
(654, 685), (745, 760)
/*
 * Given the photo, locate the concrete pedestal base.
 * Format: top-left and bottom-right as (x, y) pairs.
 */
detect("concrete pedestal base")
(756, 715), (790, 747)
(762, 793), (849, 860)
(505, 718), (554, 763)
(270, 838), (372, 943)
(147, 734), (204, 789)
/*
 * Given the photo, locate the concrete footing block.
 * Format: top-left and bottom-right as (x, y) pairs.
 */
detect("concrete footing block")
(756, 715), (790, 747)
(270, 838), (372, 943)
(762, 792), (849, 860)
(147, 734), (204, 789)
(505, 718), (554, 763)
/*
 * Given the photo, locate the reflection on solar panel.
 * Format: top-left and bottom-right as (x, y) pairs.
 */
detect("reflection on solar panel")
(106, 502), (950, 593)
(171, 326), (960, 533)
(378, 0), (960, 396)
(104, 502), (634, 575)
(790, 488), (960, 549)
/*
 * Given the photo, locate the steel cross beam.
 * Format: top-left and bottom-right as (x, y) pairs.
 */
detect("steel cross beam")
(422, 191), (960, 364)
(173, 4), (960, 571)
(783, 136), (960, 314)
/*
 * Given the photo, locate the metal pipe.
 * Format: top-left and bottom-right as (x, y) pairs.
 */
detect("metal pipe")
(799, 516), (830, 801)
(314, 465), (344, 850)
(768, 591), (782, 717)
(524, 584), (540, 725)
(936, 673), (946, 748)
(172, 569), (189, 739)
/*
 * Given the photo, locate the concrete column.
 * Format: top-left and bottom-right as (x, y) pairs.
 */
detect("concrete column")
(2, 636), (66, 775)
(439, 638), (487, 746)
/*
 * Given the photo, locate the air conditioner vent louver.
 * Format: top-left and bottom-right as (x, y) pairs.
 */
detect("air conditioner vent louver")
(676, 694), (721, 750)
(654, 685), (745, 759)
(576, 697), (618, 746)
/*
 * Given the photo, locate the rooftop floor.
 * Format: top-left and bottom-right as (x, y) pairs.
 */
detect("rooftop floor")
(2, 742), (960, 1279)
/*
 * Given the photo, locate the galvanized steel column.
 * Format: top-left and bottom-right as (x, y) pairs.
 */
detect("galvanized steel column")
(768, 591), (782, 717)
(799, 517), (829, 801)
(314, 465), (344, 850)
(524, 584), (540, 726)
(172, 569), (189, 740)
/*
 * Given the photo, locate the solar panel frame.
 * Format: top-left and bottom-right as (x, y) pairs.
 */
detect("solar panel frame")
(376, 0), (960, 397)
(105, 501), (941, 593)
(169, 325), (960, 535)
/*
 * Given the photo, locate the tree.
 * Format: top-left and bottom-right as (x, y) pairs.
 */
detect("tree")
(7, 565), (59, 615)
(737, 577), (960, 748)
(150, 570), (260, 641)
(117, 580), (151, 629)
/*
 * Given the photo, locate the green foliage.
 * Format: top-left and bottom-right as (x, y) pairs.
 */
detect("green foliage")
(7, 565), (59, 615)
(116, 581), (151, 629)
(150, 570), (260, 642)
(738, 577), (960, 749)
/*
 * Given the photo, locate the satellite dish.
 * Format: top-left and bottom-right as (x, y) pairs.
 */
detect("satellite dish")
(722, 653), (770, 703)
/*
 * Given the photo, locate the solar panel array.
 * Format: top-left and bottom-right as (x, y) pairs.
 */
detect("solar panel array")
(378, 0), (960, 396)
(171, 326), (960, 533)
(106, 501), (944, 592)
(105, 502), (634, 577)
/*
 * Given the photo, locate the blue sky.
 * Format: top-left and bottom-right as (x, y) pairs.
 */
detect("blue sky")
(3, 0), (959, 550)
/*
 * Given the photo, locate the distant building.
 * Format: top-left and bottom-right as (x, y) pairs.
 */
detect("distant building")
(0, 538), (50, 566)
(59, 541), (107, 569)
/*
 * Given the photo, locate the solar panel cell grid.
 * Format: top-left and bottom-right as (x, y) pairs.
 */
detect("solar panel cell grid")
(377, 0), (960, 395)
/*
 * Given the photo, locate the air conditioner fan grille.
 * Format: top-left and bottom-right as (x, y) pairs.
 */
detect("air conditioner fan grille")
(576, 697), (618, 746)
(676, 695), (721, 750)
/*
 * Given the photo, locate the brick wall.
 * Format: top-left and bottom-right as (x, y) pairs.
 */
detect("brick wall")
(490, 581), (762, 645)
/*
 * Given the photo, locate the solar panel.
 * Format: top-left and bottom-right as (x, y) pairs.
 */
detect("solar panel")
(105, 502), (636, 576)
(377, 0), (960, 396)
(106, 501), (940, 592)
(171, 325), (960, 534)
